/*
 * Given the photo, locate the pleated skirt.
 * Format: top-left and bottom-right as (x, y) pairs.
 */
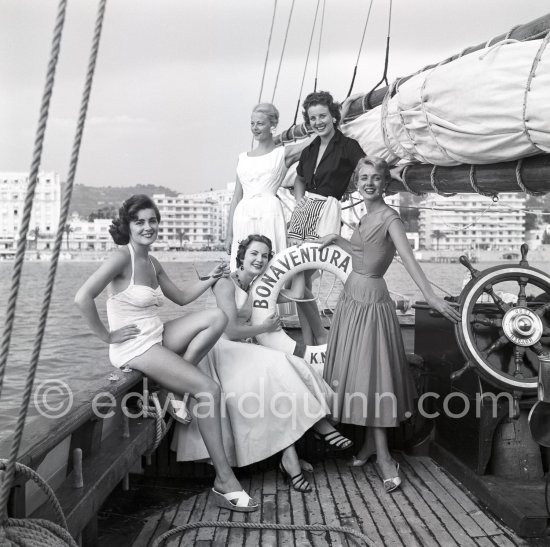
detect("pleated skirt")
(323, 272), (417, 427)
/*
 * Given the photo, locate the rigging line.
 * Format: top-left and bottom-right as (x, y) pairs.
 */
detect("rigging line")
(0, 0), (108, 520)
(346, 0), (374, 99)
(0, 0), (68, 403)
(258, 0), (278, 102)
(364, 0), (393, 109)
(293, 0), (321, 126)
(313, 0), (326, 92)
(271, 0), (296, 103)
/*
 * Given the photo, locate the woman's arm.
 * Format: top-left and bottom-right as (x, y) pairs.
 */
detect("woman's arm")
(293, 174), (307, 208)
(225, 176), (244, 253)
(317, 233), (353, 255)
(388, 220), (461, 323)
(213, 278), (281, 340)
(74, 250), (140, 344)
(156, 259), (230, 306)
(284, 138), (312, 168)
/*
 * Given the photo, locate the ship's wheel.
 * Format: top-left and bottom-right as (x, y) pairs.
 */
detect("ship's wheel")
(453, 244), (550, 393)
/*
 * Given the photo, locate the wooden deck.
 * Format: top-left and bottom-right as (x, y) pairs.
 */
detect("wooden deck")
(98, 453), (539, 547)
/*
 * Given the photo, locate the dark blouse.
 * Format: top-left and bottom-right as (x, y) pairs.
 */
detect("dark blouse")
(296, 129), (365, 200)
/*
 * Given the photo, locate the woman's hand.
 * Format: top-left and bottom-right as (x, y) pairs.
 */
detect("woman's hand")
(317, 234), (339, 249)
(108, 324), (140, 344)
(208, 260), (230, 280)
(426, 295), (462, 323)
(295, 196), (308, 209)
(262, 312), (282, 332)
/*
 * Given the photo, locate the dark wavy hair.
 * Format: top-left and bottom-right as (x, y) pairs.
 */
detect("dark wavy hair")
(351, 156), (392, 192)
(235, 234), (274, 269)
(302, 91), (341, 127)
(109, 194), (161, 245)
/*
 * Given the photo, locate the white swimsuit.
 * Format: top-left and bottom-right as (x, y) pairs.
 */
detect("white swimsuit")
(106, 244), (164, 368)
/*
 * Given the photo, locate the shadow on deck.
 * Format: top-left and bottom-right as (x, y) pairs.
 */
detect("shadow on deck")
(97, 453), (540, 547)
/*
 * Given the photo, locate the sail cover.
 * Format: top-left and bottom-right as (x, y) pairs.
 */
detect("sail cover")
(342, 38), (550, 166)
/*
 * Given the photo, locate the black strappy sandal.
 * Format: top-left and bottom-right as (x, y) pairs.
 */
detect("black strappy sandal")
(279, 460), (311, 493)
(313, 430), (354, 451)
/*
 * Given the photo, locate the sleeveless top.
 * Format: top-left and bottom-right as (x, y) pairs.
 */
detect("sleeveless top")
(236, 147), (287, 198)
(106, 244), (164, 368)
(350, 207), (403, 278)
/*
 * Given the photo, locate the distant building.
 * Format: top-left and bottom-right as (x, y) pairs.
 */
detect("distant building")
(0, 172), (61, 249)
(66, 215), (117, 251)
(419, 193), (526, 252)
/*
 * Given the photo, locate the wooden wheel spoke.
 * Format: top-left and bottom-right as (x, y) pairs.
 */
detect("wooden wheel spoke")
(483, 334), (510, 357)
(470, 315), (502, 328)
(483, 285), (511, 313)
(513, 346), (525, 378)
(517, 278), (528, 308)
(535, 301), (550, 317)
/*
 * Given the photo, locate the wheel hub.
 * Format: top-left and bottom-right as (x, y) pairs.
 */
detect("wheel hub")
(502, 307), (543, 347)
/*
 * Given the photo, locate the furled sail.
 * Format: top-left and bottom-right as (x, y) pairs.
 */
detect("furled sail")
(342, 38), (550, 166)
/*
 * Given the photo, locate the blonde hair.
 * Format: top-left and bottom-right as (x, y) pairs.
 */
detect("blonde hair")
(252, 103), (279, 127)
(352, 157), (392, 191)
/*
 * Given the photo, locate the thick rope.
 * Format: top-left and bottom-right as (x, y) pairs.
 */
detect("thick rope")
(429, 166), (456, 197)
(469, 164), (498, 200)
(0, 0), (108, 532)
(152, 520), (375, 547)
(138, 392), (174, 455)
(258, 0), (278, 102)
(4, 518), (78, 547)
(399, 165), (426, 197)
(0, 461), (67, 530)
(313, 0), (326, 92)
(346, 0), (374, 98)
(515, 158), (547, 196)
(0, 0), (67, 404)
(292, 0), (321, 126)
(271, 0), (295, 103)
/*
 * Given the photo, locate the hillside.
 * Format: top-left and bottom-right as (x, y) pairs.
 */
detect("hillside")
(68, 183), (178, 219)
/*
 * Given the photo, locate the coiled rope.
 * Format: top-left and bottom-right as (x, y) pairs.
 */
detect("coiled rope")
(152, 521), (375, 547)
(138, 392), (174, 455)
(0, 0), (107, 544)
(0, 461), (78, 547)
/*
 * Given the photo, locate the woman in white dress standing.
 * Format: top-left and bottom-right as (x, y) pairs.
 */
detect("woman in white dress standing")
(225, 103), (308, 270)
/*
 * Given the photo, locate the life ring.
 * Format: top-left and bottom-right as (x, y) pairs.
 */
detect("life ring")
(250, 242), (352, 375)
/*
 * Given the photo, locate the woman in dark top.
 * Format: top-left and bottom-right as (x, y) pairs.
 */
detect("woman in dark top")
(283, 91), (365, 345)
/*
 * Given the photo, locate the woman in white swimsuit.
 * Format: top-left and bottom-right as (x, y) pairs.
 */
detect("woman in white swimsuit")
(75, 194), (257, 513)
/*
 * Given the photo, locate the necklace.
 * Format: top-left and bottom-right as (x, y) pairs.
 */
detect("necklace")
(234, 272), (250, 293)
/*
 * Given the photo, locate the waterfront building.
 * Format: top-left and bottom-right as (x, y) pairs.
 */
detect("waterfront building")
(65, 216), (117, 251)
(0, 172), (61, 250)
(419, 193), (526, 252)
(153, 192), (222, 250)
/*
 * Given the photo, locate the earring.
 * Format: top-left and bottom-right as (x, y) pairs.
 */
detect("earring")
(332, 118), (336, 123)
(270, 127), (275, 134)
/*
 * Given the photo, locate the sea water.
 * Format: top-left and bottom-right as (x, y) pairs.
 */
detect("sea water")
(0, 257), (547, 443)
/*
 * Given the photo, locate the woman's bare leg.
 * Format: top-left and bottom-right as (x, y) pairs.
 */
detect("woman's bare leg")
(373, 427), (398, 478)
(163, 308), (227, 364)
(128, 345), (245, 496)
(357, 427), (376, 460)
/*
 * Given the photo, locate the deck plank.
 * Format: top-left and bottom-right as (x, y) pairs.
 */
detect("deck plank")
(416, 456), (502, 536)
(276, 465), (294, 547)
(305, 463), (331, 546)
(243, 469), (263, 547)
(403, 456), (477, 546)
(114, 454), (534, 547)
(360, 463), (406, 546)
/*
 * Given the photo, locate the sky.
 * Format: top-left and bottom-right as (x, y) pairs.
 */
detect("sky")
(1, 0), (549, 194)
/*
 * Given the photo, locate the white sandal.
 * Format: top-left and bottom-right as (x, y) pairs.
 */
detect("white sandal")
(160, 391), (192, 425)
(211, 488), (259, 512)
